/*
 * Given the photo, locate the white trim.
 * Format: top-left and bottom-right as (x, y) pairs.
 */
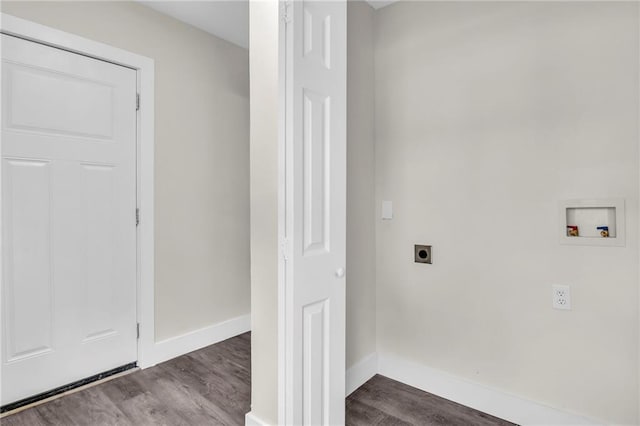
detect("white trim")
(1, 14), (151, 70)
(378, 353), (603, 426)
(345, 352), (602, 424)
(277, 1), (288, 424)
(637, 5), (640, 422)
(0, 13), (156, 369)
(245, 411), (270, 426)
(280, 1), (293, 424)
(152, 314), (250, 366)
(345, 352), (378, 396)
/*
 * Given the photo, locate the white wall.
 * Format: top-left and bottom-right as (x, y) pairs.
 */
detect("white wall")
(374, 2), (639, 424)
(346, 0), (377, 370)
(1, 1), (251, 342)
(248, 1), (279, 424)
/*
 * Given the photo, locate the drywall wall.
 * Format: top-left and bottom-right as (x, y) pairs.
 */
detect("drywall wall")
(248, 1), (279, 424)
(346, 0), (377, 370)
(374, 2), (639, 423)
(1, 1), (250, 342)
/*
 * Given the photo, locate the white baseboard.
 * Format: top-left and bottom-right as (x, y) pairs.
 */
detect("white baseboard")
(150, 314), (251, 366)
(146, 320), (602, 425)
(245, 411), (270, 426)
(346, 352), (378, 396)
(378, 353), (602, 426)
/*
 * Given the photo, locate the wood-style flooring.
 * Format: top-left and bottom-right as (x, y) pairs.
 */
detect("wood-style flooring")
(346, 375), (514, 426)
(2, 332), (515, 425)
(2, 333), (251, 426)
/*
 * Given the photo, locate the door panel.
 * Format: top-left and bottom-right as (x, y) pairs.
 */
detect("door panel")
(302, 299), (330, 425)
(3, 158), (53, 362)
(285, 1), (346, 424)
(81, 163), (117, 341)
(1, 34), (137, 405)
(6, 65), (114, 139)
(302, 89), (330, 255)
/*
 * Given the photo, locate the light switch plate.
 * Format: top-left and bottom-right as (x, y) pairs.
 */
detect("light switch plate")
(382, 201), (393, 220)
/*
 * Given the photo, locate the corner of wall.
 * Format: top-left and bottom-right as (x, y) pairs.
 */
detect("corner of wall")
(346, 352), (378, 396)
(245, 411), (271, 426)
(248, 1), (280, 424)
(346, 0), (377, 371)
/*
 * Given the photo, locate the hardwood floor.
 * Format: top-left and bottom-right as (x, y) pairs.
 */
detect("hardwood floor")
(2, 332), (514, 425)
(2, 333), (251, 426)
(346, 375), (515, 426)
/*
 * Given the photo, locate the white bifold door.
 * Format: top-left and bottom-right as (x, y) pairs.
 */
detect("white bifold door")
(1, 34), (138, 405)
(284, 1), (347, 424)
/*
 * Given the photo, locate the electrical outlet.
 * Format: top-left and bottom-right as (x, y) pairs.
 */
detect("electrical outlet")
(552, 285), (571, 310)
(414, 245), (432, 264)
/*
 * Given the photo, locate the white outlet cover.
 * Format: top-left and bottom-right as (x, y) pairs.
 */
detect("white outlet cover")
(552, 284), (571, 310)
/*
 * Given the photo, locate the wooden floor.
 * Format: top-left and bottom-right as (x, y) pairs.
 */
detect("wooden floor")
(2, 333), (251, 426)
(346, 375), (514, 426)
(2, 332), (514, 426)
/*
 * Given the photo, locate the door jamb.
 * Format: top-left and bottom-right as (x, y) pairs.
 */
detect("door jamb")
(0, 13), (156, 369)
(278, 1), (290, 423)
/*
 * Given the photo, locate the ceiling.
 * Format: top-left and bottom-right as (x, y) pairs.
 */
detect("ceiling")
(366, 1), (399, 9)
(138, 1), (397, 50)
(139, 1), (249, 48)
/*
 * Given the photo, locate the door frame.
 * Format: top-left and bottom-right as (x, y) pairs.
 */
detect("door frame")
(0, 13), (156, 370)
(278, 2), (288, 422)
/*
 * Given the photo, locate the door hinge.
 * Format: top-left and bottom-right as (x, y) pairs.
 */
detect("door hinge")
(281, 238), (290, 261)
(280, 1), (292, 23)
(136, 93), (140, 111)
(136, 208), (140, 226)
(136, 323), (140, 339)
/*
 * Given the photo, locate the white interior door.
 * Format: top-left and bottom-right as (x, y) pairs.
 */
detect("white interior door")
(283, 1), (347, 424)
(1, 34), (138, 405)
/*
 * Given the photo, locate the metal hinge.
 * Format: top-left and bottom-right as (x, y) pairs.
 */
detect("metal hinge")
(136, 93), (140, 111)
(280, 1), (292, 23)
(281, 238), (290, 261)
(136, 323), (140, 339)
(136, 208), (140, 226)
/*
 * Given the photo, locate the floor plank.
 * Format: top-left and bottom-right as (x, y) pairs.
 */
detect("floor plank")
(0, 407), (48, 426)
(345, 398), (413, 426)
(3, 332), (514, 426)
